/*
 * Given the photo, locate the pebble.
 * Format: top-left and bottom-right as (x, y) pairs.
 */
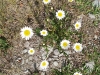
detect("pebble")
(22, 49), (27, 54)
(24, 41), (30, 48)
(94, 35), (98, 40)
(53, 61), (58, 66)
(54, 49), (60, 56)
(85, 61), (95, 72)
(88, 13), (95, 19)
(24, 70), (29, 74)
(65, 51), (72, 55)
(25, 59), (29, 63)
(52, 56), (58, 58)
(29, 56), (33, 61)
(42, 56), (46, 60)
(48, 58), (52, 61)
(21, 60), (24, 65)
(59, 53), (63, 57)
(41, 72), (45, 75)
(92, 0), (100, 7)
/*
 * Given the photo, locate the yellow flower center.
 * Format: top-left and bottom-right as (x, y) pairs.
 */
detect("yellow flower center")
(58, 12), (63, 17)
(68, 0), (73, 2)
(42, 31), (46, 35)
(63, 42), (68, 47)
(24, 30), (30, 36)
(75, 45), (80, 50)
(44, 0), (48, 2)
(75, 24), (79, 28)
(29, 50), (34, 53)
(42, 61), (47, 67)
(76, 74), (79, 75)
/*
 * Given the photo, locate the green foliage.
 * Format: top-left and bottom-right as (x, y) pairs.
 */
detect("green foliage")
(75, 0), (100, 14)
(0, 36), (10, 52)
(0, 29), (3, 34)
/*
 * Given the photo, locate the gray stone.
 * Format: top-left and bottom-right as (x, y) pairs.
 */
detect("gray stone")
(22, 49), (27, 54)
(89, 13), (95, 19)
(24, 41), (30, 48)
(54, 49), (60, 56)
(92, 0), (100, 7)
(65, 51), (72, 55)
(25, 59), (29, 63)
(29, 56), (33, 61)
(85, 61), (95, 72)
(59, 53), (63, 57)
(53, 61), (58, 66)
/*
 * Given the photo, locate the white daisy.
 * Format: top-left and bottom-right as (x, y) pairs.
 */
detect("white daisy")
(28, 48), (35, 55)
(73, 72), (82, 75)
(60, 40), (70, 49)
(20, 27), (34, 40)
(73, 43), (83, 52)
(56, 10), (65, 20)
(43, 0), (51, 4)
(40, 29), (48, 36)
(74, 21), (81, 30)
(68, 0), (74, 2)
(40, 60), (49, 70)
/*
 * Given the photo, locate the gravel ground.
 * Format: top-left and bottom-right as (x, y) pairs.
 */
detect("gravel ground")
(0, 0), (100, 75)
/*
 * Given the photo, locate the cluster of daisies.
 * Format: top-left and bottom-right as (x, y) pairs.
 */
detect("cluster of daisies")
(20, 27), (48, 70)
(60, 40), (83, 52)
(43, 0), (82, 30)
(19, 0), (82, 74)
(55, 9), (82, 30)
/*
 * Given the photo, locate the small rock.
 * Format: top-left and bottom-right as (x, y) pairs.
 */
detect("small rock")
(59, 53), (63, 57)
(34, 56), (38, 61)
(24, 70), (29, 74)
(92, 0), (100, 7)
(42, 55), (46, 60)
(52, 56), (58, 58)
(26, 59), (29, 63)
(53, 61), (58, 66)
(24, 41), (30, 48)
(65, 51), (72, 55)
(88, 13), (95, 19)
(41, 72), (45, 75)
(48, 58), (52, 61)
(85, 61), (95, 72)
(21, 60), (24, 65)
(94, 35), (98, 40)
(54, 49), (60, 56)
(29, 56), (33, 61)
(22, 49), (27, 54)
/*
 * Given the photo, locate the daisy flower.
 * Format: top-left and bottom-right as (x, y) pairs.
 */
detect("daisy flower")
(73, 43), (83, 52)
(40, 60), (49, 70)
(73, 72), (82, 75)
(60, 40), (70, 49)
(74, 21), (81, 30)
(43, 0), (51, 4)
(28, 48), (35, 55)
(20, 27), (34, 40)
(40, 29), (48, 36)
(68, 0), (74, 2)
(56, 10), (65, 20)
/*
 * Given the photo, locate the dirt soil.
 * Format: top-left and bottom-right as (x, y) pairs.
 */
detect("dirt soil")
(0, 0), (100, 75)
